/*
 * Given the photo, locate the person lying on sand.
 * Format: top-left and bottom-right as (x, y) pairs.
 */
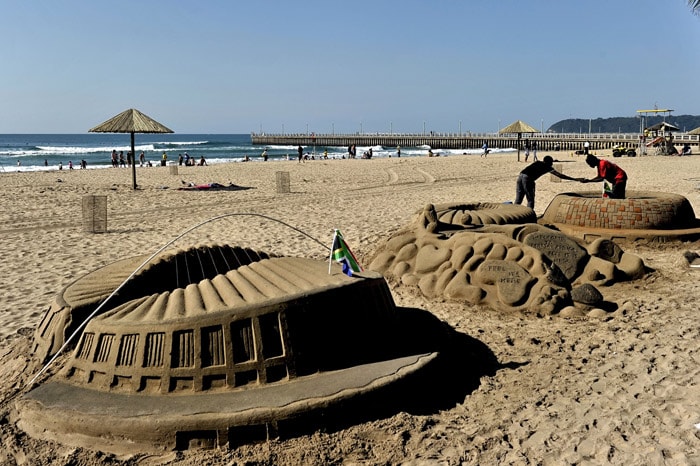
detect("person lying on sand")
(177, 181), (252, 191)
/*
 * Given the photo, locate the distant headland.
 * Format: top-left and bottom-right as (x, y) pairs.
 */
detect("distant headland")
(550, 115), (700, 133)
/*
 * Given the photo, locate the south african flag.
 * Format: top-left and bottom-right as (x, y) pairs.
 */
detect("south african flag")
(329, 229), (363, 276)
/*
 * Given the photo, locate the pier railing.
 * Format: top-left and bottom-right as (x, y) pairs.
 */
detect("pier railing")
(251, 132), (699, 152)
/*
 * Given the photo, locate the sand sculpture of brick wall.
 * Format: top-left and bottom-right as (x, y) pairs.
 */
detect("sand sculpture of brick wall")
(540, 191), (697, 230)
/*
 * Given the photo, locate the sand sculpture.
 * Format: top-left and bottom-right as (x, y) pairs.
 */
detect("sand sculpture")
(14, 196), (666, 453)
(539, 191), (700, 242)
(368, 203), (647, 315)
(16, 245), (440, 453)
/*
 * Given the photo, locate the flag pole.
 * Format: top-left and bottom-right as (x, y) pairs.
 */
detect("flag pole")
(328, 229), (338, 274)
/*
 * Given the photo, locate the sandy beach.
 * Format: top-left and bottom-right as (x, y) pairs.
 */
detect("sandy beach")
(1, 150), (699, 465)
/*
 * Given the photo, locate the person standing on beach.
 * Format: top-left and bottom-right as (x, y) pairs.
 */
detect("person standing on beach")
(584, 141), (590, 156)
(139, 151), (145, 166)
(297, 145), (303, 163)
(579, 154), (627, 199)
(515, 156), (577, 209)
(396, 145), (401, 157)
(161, 152), (168, 167)
(531, 140), (538, 161)
(524, 139), (531, 162)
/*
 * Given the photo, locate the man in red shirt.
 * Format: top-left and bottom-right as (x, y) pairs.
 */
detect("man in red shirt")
(580, 154), (627, 199)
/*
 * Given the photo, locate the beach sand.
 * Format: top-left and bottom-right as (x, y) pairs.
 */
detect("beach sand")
(1, 150), (699, 464)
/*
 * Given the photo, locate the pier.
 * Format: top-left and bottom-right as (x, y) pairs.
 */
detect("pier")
(251, 132), (699, 153)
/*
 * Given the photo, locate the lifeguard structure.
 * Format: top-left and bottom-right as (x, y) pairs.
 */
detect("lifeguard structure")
(637, 107), (674, 155)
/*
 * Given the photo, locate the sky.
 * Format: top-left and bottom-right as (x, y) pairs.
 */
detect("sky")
(1, 0), (700, 134)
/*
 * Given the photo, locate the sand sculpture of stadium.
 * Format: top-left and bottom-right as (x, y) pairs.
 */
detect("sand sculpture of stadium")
(15, 245), (442, 453)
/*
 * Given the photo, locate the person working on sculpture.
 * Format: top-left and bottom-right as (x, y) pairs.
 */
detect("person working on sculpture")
(579, 154), (627, 199)
(515, 155), (577, 209)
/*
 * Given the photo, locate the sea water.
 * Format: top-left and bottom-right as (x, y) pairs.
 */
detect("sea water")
(0, 134), (515, 172)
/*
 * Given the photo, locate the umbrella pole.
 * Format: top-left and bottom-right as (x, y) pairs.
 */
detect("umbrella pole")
(130, 132), (137, 190)
(517, 134), (521, 162)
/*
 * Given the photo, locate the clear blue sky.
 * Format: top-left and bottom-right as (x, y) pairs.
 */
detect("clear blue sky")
(1, 0), (699, 134)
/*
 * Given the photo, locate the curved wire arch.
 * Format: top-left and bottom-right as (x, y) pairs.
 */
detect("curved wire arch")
(27, 212), (331, 388)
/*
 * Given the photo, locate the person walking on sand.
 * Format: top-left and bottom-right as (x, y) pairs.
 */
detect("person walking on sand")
(515, 155), (577, 209)
(579, 154), (627, 199)
(481, 142), (489, 157)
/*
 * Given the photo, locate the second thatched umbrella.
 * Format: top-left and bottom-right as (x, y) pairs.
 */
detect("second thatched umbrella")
(498, 120), (540, 162)
(89, 108), (174, 189)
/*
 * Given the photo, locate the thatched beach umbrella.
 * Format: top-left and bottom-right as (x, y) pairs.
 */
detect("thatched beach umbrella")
(688, 126), (700, 135)
(89, 108), (174, 189)
(498, 120), (540, 162)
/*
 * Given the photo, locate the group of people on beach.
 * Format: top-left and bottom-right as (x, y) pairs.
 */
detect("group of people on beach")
(110, 150), (152, 168)
(515, 153), (627, 209)
(523, 139), (538, 162)
(108, 150), (207, 168)
(51, 159), (88, 170)
(177, 152), (207, 166)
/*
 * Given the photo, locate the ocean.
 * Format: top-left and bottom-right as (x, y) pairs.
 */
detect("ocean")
(0, 133), (515, 172)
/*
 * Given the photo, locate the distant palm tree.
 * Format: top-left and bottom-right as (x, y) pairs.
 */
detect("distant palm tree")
(690, 0), (700, 14)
